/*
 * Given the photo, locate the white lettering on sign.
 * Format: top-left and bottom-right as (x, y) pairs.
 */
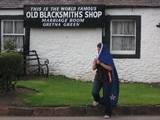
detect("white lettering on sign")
(42, 18), (68, 23)
(50, 7), (59, 11)
(69, 18), (85, 23)
(30, 7), (42, 11)
(77, 7), (97, 11)
(39, 11), (83, 18)
(85, 11), (102, 18)
(26, 11), (39, 18)
(60, 7), (76, 11)
(63, 22), (80, 27)
(43, 22), (61, 27)
(24, 5), (104, 27)
(26, 11), (102, 19)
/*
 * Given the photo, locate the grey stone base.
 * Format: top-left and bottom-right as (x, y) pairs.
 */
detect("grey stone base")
(0, 105), (160, 116)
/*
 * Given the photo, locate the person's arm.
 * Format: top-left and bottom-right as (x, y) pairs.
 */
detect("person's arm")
(108, 72), (112, 83)
(92, 58), (97, 71)
(96, 59), (112, 83)
(97, 60), (112, 71)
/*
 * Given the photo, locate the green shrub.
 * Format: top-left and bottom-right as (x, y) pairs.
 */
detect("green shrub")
(0, 51), (24, 94)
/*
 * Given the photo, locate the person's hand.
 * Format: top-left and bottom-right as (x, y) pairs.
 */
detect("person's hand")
(92, 58), (97, 65)
(93, 58), (97, 64)
(96, 59), (101, 64)
(93, 58), (97, 62)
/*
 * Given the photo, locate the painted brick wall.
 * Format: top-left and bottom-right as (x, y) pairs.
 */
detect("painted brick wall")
(106, 8), (160, 83)
(30, 28), (101, 80)
(1, 9), (160, 83)
(0, 10), (23, 15)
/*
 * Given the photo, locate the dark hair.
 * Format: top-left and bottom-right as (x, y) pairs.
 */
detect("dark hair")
(97, 43), (102, 48)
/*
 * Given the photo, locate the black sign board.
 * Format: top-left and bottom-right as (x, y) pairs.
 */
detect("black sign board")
(24, 5), (105, 28)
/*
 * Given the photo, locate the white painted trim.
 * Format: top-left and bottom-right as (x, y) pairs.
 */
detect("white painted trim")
(1, 20), (4, 50)
(13, 20), (15, 34)
(3, 33), (25, 36)
(2, 20), (24, 22)
(111, 19), (136, 22)
(110, 19), (137, 54)
(111, 50), (135, 54)
(112, 34), (136, 37)
(1, 20), (25, 50)
(2, 19), (25, 34)
(110, 20), (112, 53)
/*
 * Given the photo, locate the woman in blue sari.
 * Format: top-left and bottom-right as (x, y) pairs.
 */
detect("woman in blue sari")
(92, 43), (119, 119)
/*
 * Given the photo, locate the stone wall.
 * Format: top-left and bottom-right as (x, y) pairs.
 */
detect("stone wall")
(106, 8), (160, 83)
(1, 8), (160, 83)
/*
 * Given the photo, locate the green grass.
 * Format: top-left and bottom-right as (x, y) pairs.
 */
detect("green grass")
(119, 83), (160, 105)
(17, 75), (160, 107)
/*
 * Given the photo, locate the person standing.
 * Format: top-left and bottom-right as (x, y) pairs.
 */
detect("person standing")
(92, 42), (119, 119)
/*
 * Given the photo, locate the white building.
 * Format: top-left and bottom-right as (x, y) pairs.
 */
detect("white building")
(0, 0), (160, 83)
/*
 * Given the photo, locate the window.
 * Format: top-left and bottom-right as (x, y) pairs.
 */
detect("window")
(106, 16), (141, 58)
(1, 20), (25, 51)
(111, 20), (136, 54)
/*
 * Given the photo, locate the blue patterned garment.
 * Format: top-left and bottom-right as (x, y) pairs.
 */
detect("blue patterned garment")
(97, 43), (120, 107)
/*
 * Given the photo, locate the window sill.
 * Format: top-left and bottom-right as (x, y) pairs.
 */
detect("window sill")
(112, 54), (140, 59)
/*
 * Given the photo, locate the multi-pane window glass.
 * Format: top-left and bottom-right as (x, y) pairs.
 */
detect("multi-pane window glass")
(2, 20), (25, 51)
(111, 20), (136, 54)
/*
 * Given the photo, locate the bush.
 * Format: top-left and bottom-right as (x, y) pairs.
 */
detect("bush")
(0, 51), (24, 94)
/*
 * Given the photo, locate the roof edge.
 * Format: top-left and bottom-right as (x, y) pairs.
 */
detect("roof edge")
(1, 5), (160, 10)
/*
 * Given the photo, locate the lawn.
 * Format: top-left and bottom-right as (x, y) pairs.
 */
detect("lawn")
(17, 75), (160, 107)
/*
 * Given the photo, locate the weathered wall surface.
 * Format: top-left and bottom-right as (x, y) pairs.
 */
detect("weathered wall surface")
(30, 28), (101, 80)
(0, 10), (23, 15)
(106, 8), (160, 83)
(1, 9), (160, 83)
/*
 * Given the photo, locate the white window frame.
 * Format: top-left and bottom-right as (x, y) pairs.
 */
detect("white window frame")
(1, 19), (25, 51)
(110, 19), (136, 55)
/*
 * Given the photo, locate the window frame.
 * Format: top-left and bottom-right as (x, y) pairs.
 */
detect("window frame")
(110, 19), (136, 54)
(1, 19), (25, 51)
(0, 15), (24, 52)
(105, 15), (141, 59)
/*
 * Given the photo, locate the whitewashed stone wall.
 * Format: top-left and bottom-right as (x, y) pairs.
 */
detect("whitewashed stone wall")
(2, 9), (160, 83)
(106, 8), (160, 83)
(0, 10), (23, 15)
(30, 28), (101, 80)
